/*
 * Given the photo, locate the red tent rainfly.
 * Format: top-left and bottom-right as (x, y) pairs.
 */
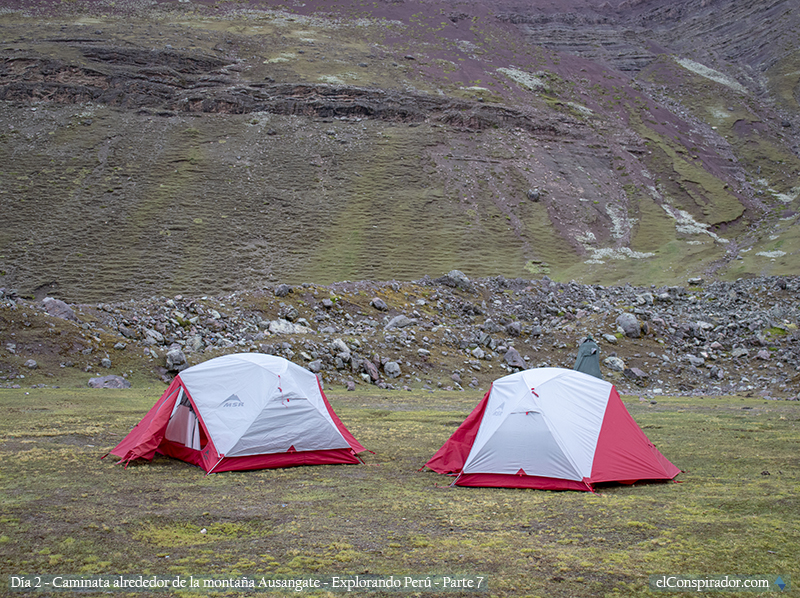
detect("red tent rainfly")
(108, 353), (366, 473)
(425, 368), (679, 492)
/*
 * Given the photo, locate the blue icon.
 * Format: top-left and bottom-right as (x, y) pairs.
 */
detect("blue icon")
(774, 576), (786, 591)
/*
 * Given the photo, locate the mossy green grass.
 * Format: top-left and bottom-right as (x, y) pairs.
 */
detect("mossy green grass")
(0, 388), (797, 597)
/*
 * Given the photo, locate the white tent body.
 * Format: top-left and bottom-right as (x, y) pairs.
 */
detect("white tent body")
(463, 368), (609, 480)
(176, 353), (351, 457)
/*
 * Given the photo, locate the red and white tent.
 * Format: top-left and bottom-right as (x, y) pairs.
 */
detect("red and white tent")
(108, 353), (365, 473)
(425, 368), (679, 491)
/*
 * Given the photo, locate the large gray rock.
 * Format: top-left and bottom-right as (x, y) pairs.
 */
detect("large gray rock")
(616, 312), (641, 338)
(385, 315), (415, 329)
(144, 328), (165, 344)
(506, 321), (522, 337)
(687, 355), (705, 367)
(330, 338), (350, 354)
(361, 359), (380, 382)
(370, 297), (388, 311)
(165, 348), (188, 372)
(88, 375), (131, 389)
(503, 347), (526, 369)
(268, 319), (311, 335)
(307, 360), (323, 373)
(384, 361), (402, 378)
(603, 356), (625, 372)
(274, 284), (292, 297)
(624, 367), (648, 381)
(42, 297), (78, 321)
(436, 269), (471, 290)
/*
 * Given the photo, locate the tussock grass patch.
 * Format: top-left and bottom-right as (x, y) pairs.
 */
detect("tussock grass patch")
(0, 389), (797, 596)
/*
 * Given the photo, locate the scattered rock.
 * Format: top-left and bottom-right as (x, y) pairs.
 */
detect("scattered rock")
(687, 355), (705, 367)
(385, 315), (415, 329)
(274, 284), (292, 297)
(602, 333), (618, 345)
(624, 367), (648, 381)
(435, 269), (471, 290)
(88, 375), (131, 389)
(603, 356), (625, 371)
(24, 359), (38, 369)
(504, 347), (526, 369)
(42, 297), (78, 321)
(269, 319), (311, 335)
(616, 312), (642, 338)
(165, 347), (188, 372)
(361, 359), (380, 382)
(370, 297), (388, 311)
(384, 361), (402, 378)
(3, 273), (798, 397)
(307, 359), (322, 373)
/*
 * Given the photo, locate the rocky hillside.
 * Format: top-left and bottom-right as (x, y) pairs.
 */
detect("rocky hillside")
(2, 273), (798, 399)
(0, 0), (798, 303)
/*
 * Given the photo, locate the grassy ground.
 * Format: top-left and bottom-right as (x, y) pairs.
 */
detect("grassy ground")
(0, 387), (797, 597)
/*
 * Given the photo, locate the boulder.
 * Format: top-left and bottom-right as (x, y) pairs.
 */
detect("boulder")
(274, 284), (292, 297)
(623, 367), (648, 381)
(503, 347), (526, 369)
(616, 312), (641, 338)
(603, 356), (625, 372)
(385, 315), (415, 329)
(165, 348), (188, 372)
(88, 375), (131, 389)
(307, 360), (323, 373)
(268, 319), (311, 335)
(331, 338), (350, 354)
(384, 361), (402, 378)
(42, 297), (77, 321)
(436, 269), (471, 290)
(602, 333), (618, 345)
(361, 359), (380, 382)
(370, 297), (388, 311)
(687, 355), (705, 367)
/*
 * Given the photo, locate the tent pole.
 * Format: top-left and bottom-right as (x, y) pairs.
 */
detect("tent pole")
(205, 456), (225, 476)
